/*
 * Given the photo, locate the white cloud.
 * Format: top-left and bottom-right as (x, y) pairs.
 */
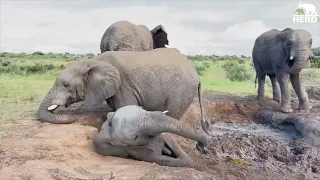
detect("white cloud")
(0, 2), (220, 55)
(0, 1), (319, 56)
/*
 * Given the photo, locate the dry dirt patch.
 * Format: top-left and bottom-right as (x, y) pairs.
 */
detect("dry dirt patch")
(0, 91), (319, 180)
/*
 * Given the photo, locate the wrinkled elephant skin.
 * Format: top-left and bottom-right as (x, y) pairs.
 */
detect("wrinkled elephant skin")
(252, 28), (313, 113)
(100, 20), (169, 53)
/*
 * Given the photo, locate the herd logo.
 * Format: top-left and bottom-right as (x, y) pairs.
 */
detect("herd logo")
(293, 1), (319, 23)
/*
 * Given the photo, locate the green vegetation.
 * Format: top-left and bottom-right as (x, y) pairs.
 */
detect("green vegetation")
(0, 49), (320, 123)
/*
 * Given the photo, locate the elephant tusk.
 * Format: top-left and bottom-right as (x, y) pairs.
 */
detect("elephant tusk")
(48, 104), (59, 111)
(162, 110), (169, 114)
(289, 55), (294, 60)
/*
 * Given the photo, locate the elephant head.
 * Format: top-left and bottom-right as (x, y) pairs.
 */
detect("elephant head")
(151, 25), (169, 48)
(104, 105), (208, 149)
(38, 60), (121, 123)
(275, 28), (313, 74)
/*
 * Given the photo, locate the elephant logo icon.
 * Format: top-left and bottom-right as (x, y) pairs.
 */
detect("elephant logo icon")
(293, 1), (319, 23)
(297, 1), (317, 15)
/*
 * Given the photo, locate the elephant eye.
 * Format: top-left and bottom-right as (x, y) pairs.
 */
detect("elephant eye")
(63, 82), (69, 87)
(287, 41), (292, 46)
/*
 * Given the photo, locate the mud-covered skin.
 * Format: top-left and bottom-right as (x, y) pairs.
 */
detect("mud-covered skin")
(260, 110), (320, 148)
(92, 105), (208, 167)
(93, 128), (194, 168)
(100, 20), (169, 53)
(103, 105), (207, 149)
(252, 28), (313, 113)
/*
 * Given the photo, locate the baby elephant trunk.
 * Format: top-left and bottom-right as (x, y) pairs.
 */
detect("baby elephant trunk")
(140, 112), (208, 147)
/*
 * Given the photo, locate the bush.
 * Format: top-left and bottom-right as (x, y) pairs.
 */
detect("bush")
(32, 51), (44, 55)
(195, 64), (206, 75)
(222, 60), (252, 82)
(0, 63), (65, 76)
(311, 61), (320, 68)
(203, 61), (211, 68)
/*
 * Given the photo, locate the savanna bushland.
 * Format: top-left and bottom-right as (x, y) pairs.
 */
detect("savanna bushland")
(0, 48), (320, 123)
(1, 48), (320, 180)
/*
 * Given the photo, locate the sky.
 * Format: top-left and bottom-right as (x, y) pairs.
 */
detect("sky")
(0, 0), (319, 56)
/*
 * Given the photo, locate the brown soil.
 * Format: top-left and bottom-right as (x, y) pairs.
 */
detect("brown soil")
(0, 90), (319, 180)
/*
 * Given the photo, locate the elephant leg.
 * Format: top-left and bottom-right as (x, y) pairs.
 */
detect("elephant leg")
(276, 71), (293, 113)
(161, 133), (194, 167)
(289, 73), (311, 111)
(128, 135), (193, 168)
(268, 74), (281, 103)
(92, 133), (129, 158)
(131, 149), (194, 168)
(257, 74), (266, 101)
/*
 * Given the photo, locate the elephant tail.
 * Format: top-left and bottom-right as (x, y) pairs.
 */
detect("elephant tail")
(254, 74), (258, 89)
(197, 82), (212, 135)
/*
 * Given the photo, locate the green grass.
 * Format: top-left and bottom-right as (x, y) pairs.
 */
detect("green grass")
(0, 73), (56, 122)
(0, 52), (319, 123)
(200, 61), (273, 95)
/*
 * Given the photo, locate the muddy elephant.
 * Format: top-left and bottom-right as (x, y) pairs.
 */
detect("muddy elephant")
(252, 28), (313, 113)
(100, 20), (169, 53)
(92, 105), (208, 167)
(38, 48), (211, 136)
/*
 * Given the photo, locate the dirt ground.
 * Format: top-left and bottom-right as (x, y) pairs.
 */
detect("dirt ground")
(0, 90), (320, 180)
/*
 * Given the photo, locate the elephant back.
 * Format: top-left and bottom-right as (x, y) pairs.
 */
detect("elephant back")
(100, 21), (153, 53)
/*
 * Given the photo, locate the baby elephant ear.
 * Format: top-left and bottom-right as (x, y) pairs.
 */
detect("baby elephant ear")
(83, 61), (121, 110)
(107, 112), (116, 126)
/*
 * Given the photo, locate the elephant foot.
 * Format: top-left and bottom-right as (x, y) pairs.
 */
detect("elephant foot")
(298, 103), (312, 112)
(196, 142), (208, 154)
(257, 96), (264, 101)
(279, 105), (293, 113)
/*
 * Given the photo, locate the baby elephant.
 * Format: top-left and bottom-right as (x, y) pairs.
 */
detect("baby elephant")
(92, 105), (208, 167)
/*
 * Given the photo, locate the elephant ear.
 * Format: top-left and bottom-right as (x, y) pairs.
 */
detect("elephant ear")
(151, 25), (169, 48)
(274, 31), (290, 67)
(107, 112), (115, 126)
(83, 62), (121, 110)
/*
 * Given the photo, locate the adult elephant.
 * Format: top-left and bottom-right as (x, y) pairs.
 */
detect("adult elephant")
(100, 20), (169, 53)
(252, 27), (313, 113)
(37, 48), (211, 135)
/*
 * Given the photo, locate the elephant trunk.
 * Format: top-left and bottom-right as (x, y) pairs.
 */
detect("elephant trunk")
(140, 112), (208, 146)
(38, 87), (77, 124)
(284, 48), (311, 74)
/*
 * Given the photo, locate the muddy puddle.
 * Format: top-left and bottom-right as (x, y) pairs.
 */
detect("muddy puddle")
(210, 122), (302, 141)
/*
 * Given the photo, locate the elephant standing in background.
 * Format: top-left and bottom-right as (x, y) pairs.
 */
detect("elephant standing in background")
(37, 48), (211, 151)
(252, 27), (313, 113)
(100, 20), (169, 53)
(92, 105), (208, 167)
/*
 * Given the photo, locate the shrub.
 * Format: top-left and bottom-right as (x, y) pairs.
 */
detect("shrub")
(32, 51), (44, 55)
(195, 64), (206, 75)
(86, 53), (95, 59)
(0, 63), (65, 76)
(222, 60), (252, 82)
(203, 61), (211, 68)
(311, 61), (320, 68)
